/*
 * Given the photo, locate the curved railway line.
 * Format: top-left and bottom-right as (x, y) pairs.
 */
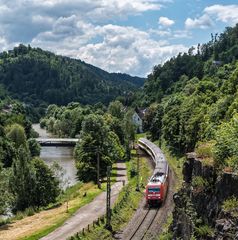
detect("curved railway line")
(118, 138), (176, 240)
(128, 207), (160, 240)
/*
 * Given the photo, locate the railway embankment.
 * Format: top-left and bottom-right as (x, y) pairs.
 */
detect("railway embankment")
(171, 153), (238, 239)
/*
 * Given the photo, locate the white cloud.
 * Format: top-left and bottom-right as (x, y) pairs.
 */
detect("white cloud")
(185, 4), (238, 30)
(159, 16), (175, 27)
(0, 0), (186, 76)
(32, 23), (187, 76)
(173, 30), (192, 39)
(204, 4), (238, 25)
(185, 14), (213, 29)
(149, 29), (172, 37)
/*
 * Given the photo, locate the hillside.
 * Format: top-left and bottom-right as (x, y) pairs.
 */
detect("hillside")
(141, 23), (238, 239)
(142, 23), (238, 153)
(0, 45), (144, 108)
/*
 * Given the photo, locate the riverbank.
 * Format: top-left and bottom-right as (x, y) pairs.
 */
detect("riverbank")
(32, 124), (78, 187)
(0, 182), (102, 240)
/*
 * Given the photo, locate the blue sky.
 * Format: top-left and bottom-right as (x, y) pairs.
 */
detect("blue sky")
(0, 0), (238, 77)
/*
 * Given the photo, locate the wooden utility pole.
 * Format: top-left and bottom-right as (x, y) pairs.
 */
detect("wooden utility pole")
(136, 148), (140, 191)
(97, 150), (101, 189)
(106, 166), (112, 230)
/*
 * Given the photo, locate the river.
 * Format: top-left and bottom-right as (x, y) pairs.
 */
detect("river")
(32, 124), (78, 187)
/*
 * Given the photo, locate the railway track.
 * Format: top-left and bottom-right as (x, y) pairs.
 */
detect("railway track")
(128, 207), (160, 240)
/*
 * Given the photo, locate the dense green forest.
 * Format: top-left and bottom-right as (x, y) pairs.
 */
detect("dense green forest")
(0, 96), (60, 214)
(0, 45), (144, 121)
(142, 24), (238, 171)
(1, 22), (238, 223)
(40, 101), (135, 182)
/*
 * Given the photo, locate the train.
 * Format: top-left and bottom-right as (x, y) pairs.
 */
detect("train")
(138, 138), (169, 206)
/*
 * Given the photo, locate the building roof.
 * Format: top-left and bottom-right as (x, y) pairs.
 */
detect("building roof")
(135, 106), (147, 120)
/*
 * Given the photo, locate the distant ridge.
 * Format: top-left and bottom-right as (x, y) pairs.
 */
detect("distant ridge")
(0, 44), (144, 107)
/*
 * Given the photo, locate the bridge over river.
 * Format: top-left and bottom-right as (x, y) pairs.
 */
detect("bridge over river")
(36, 138), (79, 146)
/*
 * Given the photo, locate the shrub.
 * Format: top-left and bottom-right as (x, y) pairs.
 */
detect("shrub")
(195, 225), (214, 237)
(196, 141), (215, 158)
(25, 206), (36, 216)
(158, 232), (173, 240)
(192, 176), (209, 189)
(222, 196), (238, 212)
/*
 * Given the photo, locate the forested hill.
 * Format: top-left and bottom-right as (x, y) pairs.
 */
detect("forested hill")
(141, 24), (238, 240)
(0, 45), (144, 107)
(142, 24), (238, 105)
(142, 23), (238, 160)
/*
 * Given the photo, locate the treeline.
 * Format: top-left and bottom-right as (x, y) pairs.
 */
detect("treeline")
(143, 24), (238, 104)
(0, 100), (60, 214)
(142, 23), (238, 172)
(0, 45), (144, 121)
(41, 101), (136, 181)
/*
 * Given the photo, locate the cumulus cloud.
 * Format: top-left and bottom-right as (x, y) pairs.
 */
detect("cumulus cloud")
(185, 4), (238, 30)
(173, 30), (192, 39)
(159, 16), (175, 27)
(32, 23), (187, 76)
(185, 14), (213, 29)
(204, 4), (238, 25)
(0, 0), (187, 76)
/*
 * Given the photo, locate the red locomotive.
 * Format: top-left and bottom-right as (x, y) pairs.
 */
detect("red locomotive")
(138, 138), (169, 206)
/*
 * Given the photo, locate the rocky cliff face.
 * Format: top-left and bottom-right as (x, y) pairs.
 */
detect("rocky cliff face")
(170, 153), (238, 239)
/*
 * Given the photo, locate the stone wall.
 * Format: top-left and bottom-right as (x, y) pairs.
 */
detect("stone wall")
(170, 153), (238, 239)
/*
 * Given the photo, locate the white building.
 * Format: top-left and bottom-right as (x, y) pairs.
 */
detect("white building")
(132, 107), (146, 133)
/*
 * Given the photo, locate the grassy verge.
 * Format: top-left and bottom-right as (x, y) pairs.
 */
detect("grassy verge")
(70, 151), (151, 240)
(19, 183), (104, 240)
(1, 163), (117, 240)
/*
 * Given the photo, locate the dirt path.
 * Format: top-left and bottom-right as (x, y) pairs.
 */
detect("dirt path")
(40, 161), (127, 240)
(116, 153), (176, 240)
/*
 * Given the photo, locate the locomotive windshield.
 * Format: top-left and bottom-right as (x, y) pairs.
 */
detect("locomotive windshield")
(148, 187), (160, 192)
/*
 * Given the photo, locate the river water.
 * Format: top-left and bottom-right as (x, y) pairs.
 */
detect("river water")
(32, 124), (78, 187)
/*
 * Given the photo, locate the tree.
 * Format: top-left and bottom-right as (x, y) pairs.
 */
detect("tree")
(10, 146), (36, 211)
(0, 138), (16, 167)
(6, 123), (27, 148)
(108, 100), (124, 119)
(27, 138), (41, 157)
(74, 114), (124, 182)
(32, 158), (60, 207)
(0, 163), (14, 214)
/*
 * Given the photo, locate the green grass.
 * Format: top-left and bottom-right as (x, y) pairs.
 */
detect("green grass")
(70, 151), (151, 240)
(136, 132), (147, 140)
(157, 215), (173, 240)
(222, 196), (238, 217)
(20, 185), (104, 240)
(17, 164), (118, 240)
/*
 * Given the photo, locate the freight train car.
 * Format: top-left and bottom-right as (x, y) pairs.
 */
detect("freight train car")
(138, 138), (169, 206)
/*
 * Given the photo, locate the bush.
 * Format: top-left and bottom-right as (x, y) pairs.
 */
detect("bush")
(192, 176), (209, 189)
(40, 118), (47, 128)
(195, 141), (215, 166)
(222, 196), (238, 212)
(0, 218), (11, 226)
(195, 225), (214, 237)
(25, 206), (36, 216)
(130, 165), (137, 178)
(225, 156), (238, 172)
(158, 232), (173, 240)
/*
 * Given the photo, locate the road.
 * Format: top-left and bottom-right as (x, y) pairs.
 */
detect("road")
(40, 161), (127, 240)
